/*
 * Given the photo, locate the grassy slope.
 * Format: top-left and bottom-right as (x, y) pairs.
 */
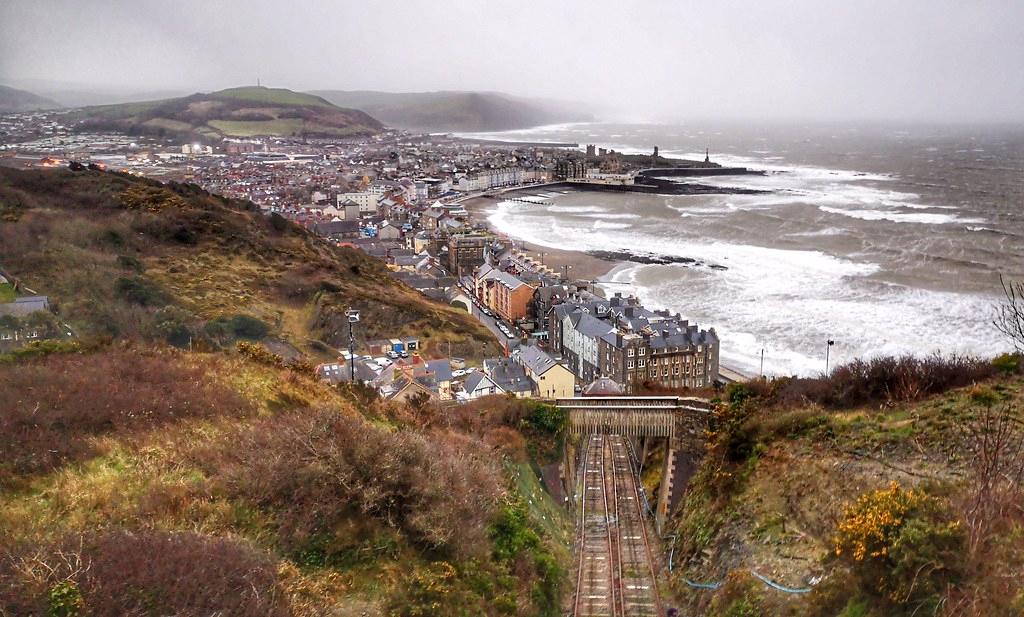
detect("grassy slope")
(670, 375), (1024, 616)
(0, 167), (501, 360)
(70, 86), (383, 138)
(213, 86), (334, 108)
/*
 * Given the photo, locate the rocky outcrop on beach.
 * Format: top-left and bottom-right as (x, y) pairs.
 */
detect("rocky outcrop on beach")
(586, 249), (728, 270)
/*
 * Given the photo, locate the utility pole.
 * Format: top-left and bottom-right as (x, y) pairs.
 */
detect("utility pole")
(825, 338), (835, 376)
(760, 348), (764, 378)
(561, 263), (572, 282)
(346, 308), (360, 382)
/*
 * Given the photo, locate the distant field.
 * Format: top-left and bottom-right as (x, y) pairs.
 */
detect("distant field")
(213, 87), (331, 108)
(0, 282), (15, 303)
(207, 118), (306, 136)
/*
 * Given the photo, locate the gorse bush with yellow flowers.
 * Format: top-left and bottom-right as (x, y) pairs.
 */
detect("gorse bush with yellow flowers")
(835, 482), (928, 562)
(834, 482), (964, 610)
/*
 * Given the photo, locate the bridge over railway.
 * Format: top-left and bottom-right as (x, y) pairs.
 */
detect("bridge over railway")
(558, 394), (713, 616)
(558, 395), (713, 533)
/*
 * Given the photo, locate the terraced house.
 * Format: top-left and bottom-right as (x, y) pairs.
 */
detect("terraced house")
(549, 291), (719, 393)
(474, 263), (537, 322)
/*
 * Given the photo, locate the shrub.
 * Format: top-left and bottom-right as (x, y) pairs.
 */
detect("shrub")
(519, 402), (567, 436)
(152, 306), (196, 347)
(205, 314), (270, 343)
(236, 340), (284, 367)
(489, 497), (541, 563)
(992, 352), (1022, 374)
(113, 275), (168, 306)
(0, 530), (289, 617)
(834, 482), (964, 608)
(269, 212), (289, 232)
(188, 408), (505, 559)
(767, 354), (997, 410)
(47, 581), (83, 617)
(115, 254), (144, 272)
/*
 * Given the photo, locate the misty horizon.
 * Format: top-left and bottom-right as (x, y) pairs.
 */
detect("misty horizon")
(3, 0), (1024, 124)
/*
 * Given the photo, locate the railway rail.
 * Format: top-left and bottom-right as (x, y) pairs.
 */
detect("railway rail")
(573, 434), (662, 616)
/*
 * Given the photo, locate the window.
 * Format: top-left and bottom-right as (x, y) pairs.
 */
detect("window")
(673, 366), (679, 375)
(627, 360), (634, 369)
(638, 359), (646, 368)
(627, 348), (635, 357)
(662, 368), (668, 377)
(638, 347), (646, 356)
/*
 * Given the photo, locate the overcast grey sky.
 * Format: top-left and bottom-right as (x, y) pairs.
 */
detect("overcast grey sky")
(2, 0), (1023, 122)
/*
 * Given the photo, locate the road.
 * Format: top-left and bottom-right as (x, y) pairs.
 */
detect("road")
(464, 287), (519, 348)
(573, 434), (662, 616)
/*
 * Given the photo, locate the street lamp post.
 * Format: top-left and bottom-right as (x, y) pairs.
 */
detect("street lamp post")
(825, 339), (835, 376)
(346, 308), (360, 382)
(760, 348), (764, 378)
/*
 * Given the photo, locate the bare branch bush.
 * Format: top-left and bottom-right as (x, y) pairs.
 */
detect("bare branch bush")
(994, 274), (1024, 352)
(945, 401), (1024, 615)
(959, 402), (1024, 555)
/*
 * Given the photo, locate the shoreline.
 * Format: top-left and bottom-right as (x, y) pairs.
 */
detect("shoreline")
(462, 193), (621, 283)
(461, 189), (754, 383)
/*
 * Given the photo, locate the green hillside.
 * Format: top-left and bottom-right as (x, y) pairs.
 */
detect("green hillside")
(311, 89), (593, 132)
(0, 84), (62, 113)
(70, 86), (383, 139)
(213, 86), (334, 107)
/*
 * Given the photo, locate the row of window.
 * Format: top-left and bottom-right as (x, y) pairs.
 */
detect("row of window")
(0, 330), (41, 341)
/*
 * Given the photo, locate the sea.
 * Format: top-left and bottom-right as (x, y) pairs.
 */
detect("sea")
(458, 122), (1024, 377)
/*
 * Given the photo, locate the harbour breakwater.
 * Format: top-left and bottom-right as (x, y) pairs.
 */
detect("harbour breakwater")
(550, 178), (768, 196)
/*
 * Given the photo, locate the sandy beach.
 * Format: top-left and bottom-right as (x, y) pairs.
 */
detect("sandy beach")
(461, 194), (620, 282)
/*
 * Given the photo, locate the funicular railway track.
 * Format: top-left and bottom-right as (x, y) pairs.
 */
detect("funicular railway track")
(573, 434), (662, 616)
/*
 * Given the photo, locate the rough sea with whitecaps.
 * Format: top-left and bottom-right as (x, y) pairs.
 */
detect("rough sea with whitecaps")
(460, 122), (1024, 377)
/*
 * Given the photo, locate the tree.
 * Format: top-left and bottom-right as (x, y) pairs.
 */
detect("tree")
(0, 314), (20, 332)
(995, 275), (1024, 352)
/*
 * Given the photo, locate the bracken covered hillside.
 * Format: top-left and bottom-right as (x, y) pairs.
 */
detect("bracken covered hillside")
(0, 167), (572, 616)
(0, 167), (500, 361)
(0, 347), (572, 615)
(665, 354), (1024, 617)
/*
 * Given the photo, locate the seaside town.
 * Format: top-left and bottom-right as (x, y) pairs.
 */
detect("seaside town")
(5, 3), (1024, 615)
(0, 107), (724, 402)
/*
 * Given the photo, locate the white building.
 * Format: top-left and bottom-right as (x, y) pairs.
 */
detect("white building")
(336, 192), (379, 216)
